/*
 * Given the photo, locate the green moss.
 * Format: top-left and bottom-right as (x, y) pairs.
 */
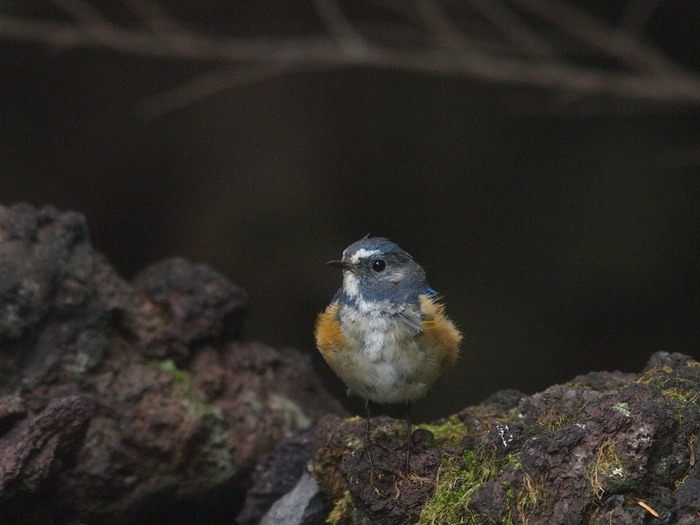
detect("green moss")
(420, 416), (470, 447)
(326, 490), (354, 525)
(536, 411), (578, 434)
(156, 358), (238, 482)
(191, 407), (238, 482)
(634, 362), (699, 409)
(269, 393), (312, 429)
(635, 365), (674, 386)
(588, 438), (626, 499)
(515, 472), (546, 522)
(158, 359), (217, 416)
(673, 433), (698, 490)
(416, 453), (480, 524)
(662, 387), (700, 407)
(158, 358), (190, 384)
(417, 447), (526, 525)
(320, 412), (545, 524)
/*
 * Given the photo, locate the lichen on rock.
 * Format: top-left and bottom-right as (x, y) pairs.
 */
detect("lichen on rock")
(312, 352), (700, 525)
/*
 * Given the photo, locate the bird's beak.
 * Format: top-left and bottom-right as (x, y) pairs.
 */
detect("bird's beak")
(327, 259), (350, 270)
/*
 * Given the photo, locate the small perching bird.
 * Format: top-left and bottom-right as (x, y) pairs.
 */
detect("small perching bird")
(315, 235), (462, 468)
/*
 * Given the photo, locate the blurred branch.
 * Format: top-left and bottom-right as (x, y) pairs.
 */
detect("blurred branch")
(141, 64), (297, 118)
(512, 0), (677, 74)
(620, 0), (663, 37)
(49, 0), (110, 27)
(1, 0), (699, 115)
(121, 0), (189, 34)
(312, 0), (365, 48)
(413, 0), (472, 49)
(466, 0), (559, 58)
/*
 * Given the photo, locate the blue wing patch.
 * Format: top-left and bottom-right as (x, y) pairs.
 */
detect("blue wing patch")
(423, 286), (438, 298)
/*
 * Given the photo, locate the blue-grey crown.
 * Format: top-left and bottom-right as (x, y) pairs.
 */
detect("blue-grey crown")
(342, 236), (404, 259)
(333, 236), (433, 306)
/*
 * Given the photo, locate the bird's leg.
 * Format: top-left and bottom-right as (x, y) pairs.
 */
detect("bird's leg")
(360, 398), (392, 473)
(363, 398), (377, 473)
(388, 401), (418, 473)
(358, 398), (399, 477)
(404, 401), (413, 472)
(364, 397), (372, 445)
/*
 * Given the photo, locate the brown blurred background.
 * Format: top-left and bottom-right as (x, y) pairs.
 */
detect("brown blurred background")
(1, 0), (699, 421)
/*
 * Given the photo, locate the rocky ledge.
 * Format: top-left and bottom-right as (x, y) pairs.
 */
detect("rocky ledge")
(0, 203), (343, 524)
(0, 204), (697, 524)
(302, 351), (699, 524)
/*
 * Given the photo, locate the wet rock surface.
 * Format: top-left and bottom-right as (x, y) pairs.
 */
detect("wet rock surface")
(311, 352), (700, 524)
(0, 203), (343, 524)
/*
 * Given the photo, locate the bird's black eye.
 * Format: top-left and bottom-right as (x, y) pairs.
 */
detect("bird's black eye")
(372, 259), (386, 272)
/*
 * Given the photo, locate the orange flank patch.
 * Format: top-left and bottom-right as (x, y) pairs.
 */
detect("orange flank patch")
(315, 297), (462, 378)
(419, 295), (463, 374)
(315, 303), (346, 358)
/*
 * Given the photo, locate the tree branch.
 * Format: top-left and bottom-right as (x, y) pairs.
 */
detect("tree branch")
(413, 0), (473, 49)
(620, 0), (663, 38)
(312, 0), (365, 49)
(140, 64), (296, 118)
(1, 1), (699, 113)
(512, 0), (681, 75)
(120, 0), (189, 35)
(50, 0), (110, 27)
(466, 0), (560, 58)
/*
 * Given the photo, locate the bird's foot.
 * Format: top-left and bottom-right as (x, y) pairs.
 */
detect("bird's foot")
(394, 428), (435, 473)
(358, 439), (392, 477)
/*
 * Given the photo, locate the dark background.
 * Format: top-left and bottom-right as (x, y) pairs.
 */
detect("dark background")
(1, 1), (698, 421)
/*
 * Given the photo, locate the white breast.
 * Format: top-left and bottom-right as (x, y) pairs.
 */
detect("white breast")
(334, 302), (440, 404)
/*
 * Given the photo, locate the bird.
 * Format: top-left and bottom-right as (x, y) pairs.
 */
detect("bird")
(315, 235), (462, 469)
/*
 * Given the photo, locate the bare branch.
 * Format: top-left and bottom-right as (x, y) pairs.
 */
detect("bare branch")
(311, 0), (365, 48)
(50, 0), (110, 27)
(512, 0), (681, 75)
(120, 0), (188, 35)
(141, 64), (295, 118)
(466, 0), (559, 58)
(1, 1), (699, 112)
(413, 0), (472, 49)
(620, 0), (663, 37)
(0, 16), (320, 61)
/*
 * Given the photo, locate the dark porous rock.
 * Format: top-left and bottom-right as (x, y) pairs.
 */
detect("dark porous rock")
(313, 352), (700, 524)
(0, 395), (26, 427)
(259, 472), (329, 525)
(124, 257), (249, 359)
(0, 204), (130, 394)
(312, 414), (447, 525)
(238, 426), (335, 525)
(0, 395), (93, 493)
(0, 203), (342, 525)
(237, 428), (319, 525)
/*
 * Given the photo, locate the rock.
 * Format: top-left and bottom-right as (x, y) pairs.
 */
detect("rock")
(124, 257), (248, 359)
(0, 395), (25, 425)
(0, 204), (130, 394)
(0, 395), (93, 493)
(313, 352), (700, 524)
(237, 427), (317, 524)
(238, 425), (338, 525)
(259, 473), (328, 525)
(0, 203), (343, 525)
